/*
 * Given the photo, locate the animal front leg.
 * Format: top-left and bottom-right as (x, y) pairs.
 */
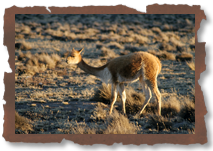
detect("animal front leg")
(138, 84), (152, 115)
(152, 83), (161, 116)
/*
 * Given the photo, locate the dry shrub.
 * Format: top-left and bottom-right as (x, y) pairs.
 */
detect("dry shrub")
(38, 53), (57, 69)
(92, 102), (108, 121)
(155, 51), (176, 60)
(159, 42), (176, 51)
(15, 41), (32, 50)
(103, 110), (138, 134)
(25, 51), (32, 59)
(25, 57), (37, 67)
(15, 111), (33, 134)
(84, 28), (99, 35)
(100, 46), (118, 59)
(120, 36), (134, 43)
(107, 41), (124, 49)
(148, 50), (176, 61)
(131, 34), (149, 45)
(162, 94), (195, 122)
(170, 37), (185, 47)
(51, 53), (61, 63)
(65, 32), (77, 40)
(147, 49), (157, 55)
(30, 56), (39, 66)
(18, 51), (61, 75)
(159, 33), (169, 42)
(108, 33), (121, 42)
(26, 66), (40, 75)
(118, 28), (126, 35)
(17, 50), (25, 61)
(18, 50), (32, 61)
(176, 52), (193, 62)
(147, 115), (172, 131)
(162, 24), (172, 31)
(152, 27), (162, 34)
(179, 99), (195, 122)
(68, 122), (97, 134)
(186, 61), (195, 70)
(92, 83), (111, 104)
(161, 96), (181, 117)
(125, 87), (146, 115)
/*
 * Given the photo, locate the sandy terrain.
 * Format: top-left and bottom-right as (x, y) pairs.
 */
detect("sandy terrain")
(15, 14), (195, 134)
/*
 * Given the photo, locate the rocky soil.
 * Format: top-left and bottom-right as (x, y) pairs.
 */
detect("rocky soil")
(15, 14), (195, 134)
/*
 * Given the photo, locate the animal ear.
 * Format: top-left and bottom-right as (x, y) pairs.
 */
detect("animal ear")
(78, 47), (84, 54)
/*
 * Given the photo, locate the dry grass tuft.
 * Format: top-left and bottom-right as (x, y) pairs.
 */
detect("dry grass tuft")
(155, 51), (176, 60)
(92, 102), (108, 121)
(148, 50), (176, 61)
(147, 115), (172, 131)
(103, 110), (138, 134)
(158, 42), (175, 51)
(15, 41), (32, 50)
(147, 49), (156, 54)
(179, 99), (195, 122)
(15, 111), (33, 134)
(176, 52), (193, 62)
(51, 53), (61, 64)
(68, 122), (97, 134)
(100, 46), (119, 59)
(152, 27), (162, 34)
(125, 87), (146, 114)
(92, 83), (112, 104)
(18, 51), (62, 75)
(106, 41), (124, 49)
(161, 96), (181, 117)
(17, 50), (25, 61)
(38, 53), (57, 69)
(186, 61), (195, 70)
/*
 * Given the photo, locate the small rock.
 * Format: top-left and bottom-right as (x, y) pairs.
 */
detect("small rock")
(45, 105), (50, 108)
(62, 102), (69, 105)
(30, 103), (37, 107)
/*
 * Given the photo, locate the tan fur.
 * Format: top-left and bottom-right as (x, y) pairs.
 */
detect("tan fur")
(67, 48), (162, 116)
(107, 52), (161, 83)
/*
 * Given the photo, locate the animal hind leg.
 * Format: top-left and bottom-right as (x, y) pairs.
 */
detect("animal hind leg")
(118, 83), (126, 115)
(109, 83), (118, 115)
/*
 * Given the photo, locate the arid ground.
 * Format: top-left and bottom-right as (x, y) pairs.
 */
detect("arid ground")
(15, 14), (195, 134)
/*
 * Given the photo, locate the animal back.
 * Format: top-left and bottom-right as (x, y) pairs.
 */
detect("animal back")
(108, 53), (143, 82)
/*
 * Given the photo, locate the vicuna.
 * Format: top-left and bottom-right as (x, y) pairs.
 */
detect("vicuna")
(67, 48), (162, 116)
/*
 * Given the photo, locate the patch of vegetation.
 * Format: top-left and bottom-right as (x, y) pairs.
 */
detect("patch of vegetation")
(15, 111), (34, 134)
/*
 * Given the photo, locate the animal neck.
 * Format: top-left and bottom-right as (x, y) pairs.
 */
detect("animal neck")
(77, 59), (107, 78)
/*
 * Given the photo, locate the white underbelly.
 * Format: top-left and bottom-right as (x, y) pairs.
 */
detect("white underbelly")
(98, 67), (140, 84)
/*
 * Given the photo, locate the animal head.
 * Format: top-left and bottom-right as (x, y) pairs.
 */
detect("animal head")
(67, 48), (84, 64)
